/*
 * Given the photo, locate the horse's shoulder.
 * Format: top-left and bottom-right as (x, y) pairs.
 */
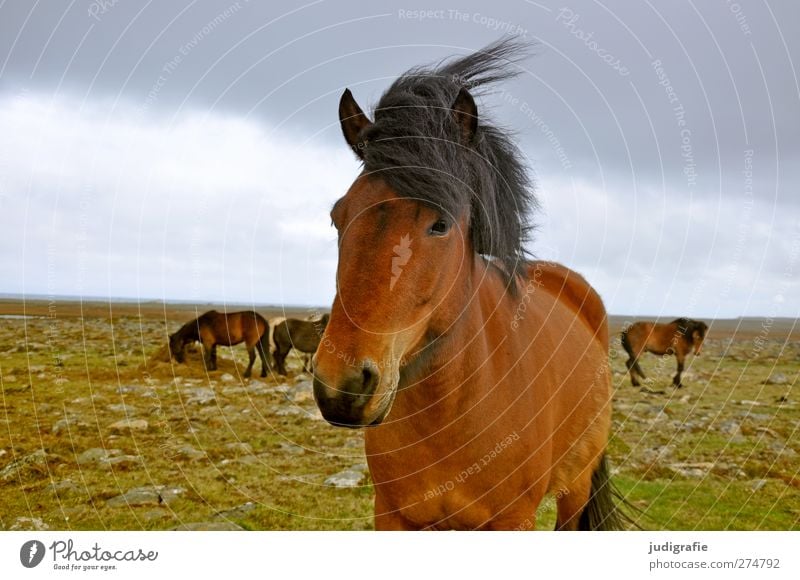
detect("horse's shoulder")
(525, 261), (608, 346)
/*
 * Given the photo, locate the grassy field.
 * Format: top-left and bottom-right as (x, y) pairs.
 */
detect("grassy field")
(0, 299), (797, 530)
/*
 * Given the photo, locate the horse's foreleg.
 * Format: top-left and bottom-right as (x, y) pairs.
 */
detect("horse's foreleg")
(210, 344), (218, 371)
(673, 355), (685, 388)
(244, 346), (256, 378)
(555, 470), (593, 531)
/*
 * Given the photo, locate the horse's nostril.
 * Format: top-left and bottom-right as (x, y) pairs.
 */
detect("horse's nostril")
(360, 360), (380, 392)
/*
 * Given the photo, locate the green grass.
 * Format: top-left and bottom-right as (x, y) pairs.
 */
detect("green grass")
(0, 315), (798, 530)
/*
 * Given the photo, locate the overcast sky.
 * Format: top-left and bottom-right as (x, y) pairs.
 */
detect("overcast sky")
(0, 0), (798, 318)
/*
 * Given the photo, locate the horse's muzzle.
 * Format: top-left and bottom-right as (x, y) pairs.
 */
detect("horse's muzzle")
(313, 361), (381, 428)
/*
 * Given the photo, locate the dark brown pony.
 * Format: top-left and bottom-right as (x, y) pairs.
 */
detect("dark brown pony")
(312, 40), (621, 530)
(621, 318), (708, 388)
(169, 310), (270, 378)
(272, 314), (329, 375)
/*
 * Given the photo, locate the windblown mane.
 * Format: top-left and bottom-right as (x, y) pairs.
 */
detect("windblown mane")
(359, 38), (536, 281)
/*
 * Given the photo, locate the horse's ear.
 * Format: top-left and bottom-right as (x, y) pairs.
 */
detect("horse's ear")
(339, 89), (372, 159)
(451, 87), (478, 144)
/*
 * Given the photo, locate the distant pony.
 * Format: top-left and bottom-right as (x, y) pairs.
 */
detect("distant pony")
(621, 318), (708, 388)
(169, 310), (270, 378)
(272, 314), (329, 376)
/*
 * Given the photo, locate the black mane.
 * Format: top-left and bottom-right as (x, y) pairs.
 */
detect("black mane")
(359, 38), (536, 281)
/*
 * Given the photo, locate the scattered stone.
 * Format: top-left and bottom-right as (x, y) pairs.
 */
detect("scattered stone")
(107, 403), (137, 414)
(739, 400), (764, 407)
(738, 411), (773, 422)
(641, 446), (674, 464)
(324, 469), (365, 488)
(185, 388), (216, 405)
(215, 502), (257, 520)
(668, 462), (713, 479)
(220, 373), (236, 383)
(108, 419), (149, 433)
(750, 479), (768, 492)
(0, 449), (48, 481)
(106, 485), (186, 508)
(274, 405), (324, 421)
(142, 508), (172, 522)
(48, 479), (81, 495)
(754, 427), (779, 438)
(103, 455), (141, 468)
(763, 373), (788, 385)
(52, 416), (90, 435)
(174, 444), (206, 461)
(171, 522), (244, 531)
(718, 420), (744, 443)
(278, 442), (305, 455)
(77, 448), (121, 465)
(10, 517), (49, 531)
(768, 440), (797, 458)
(289, 380), (314, 403)
(223, 442), (253, 456)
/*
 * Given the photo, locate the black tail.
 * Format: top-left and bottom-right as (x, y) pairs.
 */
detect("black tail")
(620, 327), (633, 358)
(621, 328), (645, 379)
(578, 454), (632, 530)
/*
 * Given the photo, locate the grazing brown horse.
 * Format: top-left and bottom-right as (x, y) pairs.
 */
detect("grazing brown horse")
(621, 318), (708, 388)
(272, 314), (329, 375)
(312, 40), (620, 530)
(169, 310), (270, 378)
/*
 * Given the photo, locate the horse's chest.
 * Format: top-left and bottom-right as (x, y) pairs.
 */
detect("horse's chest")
(367, 435), (531, 530)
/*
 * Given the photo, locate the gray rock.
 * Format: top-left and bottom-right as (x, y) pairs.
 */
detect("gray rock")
(76, 448), (121, 465)
(324, 469), (365, 488)
(107, 403), (137, 414)
(278, 442), (305, 455)
(0, 449), (48, 481)
(171, 522), (244, 531)
(106, 485), (186, 508)
(10, 516), (49, 531)
(52, 416), (90, 435)
(223, 442), (253, 456)
(289, 381), (314, 403)
(641, 446), (674, 464)
(215, 502), (257, 520)
(668, 462), (712, 479)
(220, 373), (236, 383)
(174, 444), (206, 461)
(48, 479), (81, 495)
(750, 479), (768, 492)
(186, 388), (216, 405)
(108, 418), (149, 433)
(718, 420), (744, 442)
(103, 455), (141, 468)
(763, 373), (788, 385)
(142, 508), (172, 522)
(769, 440), (797, 457)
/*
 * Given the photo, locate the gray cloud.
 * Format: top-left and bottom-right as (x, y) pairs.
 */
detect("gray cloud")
(0, 0), (798, 317)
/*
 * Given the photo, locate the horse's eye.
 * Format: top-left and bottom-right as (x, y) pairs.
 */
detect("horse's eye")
(428, 219), (450, 236)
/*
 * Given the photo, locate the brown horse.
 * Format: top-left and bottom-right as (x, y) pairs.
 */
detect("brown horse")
(621, 318), (708, 388)
(312, 40), (620, 530)
(169, 310), (270, 378)
(272, 314), (330, 375)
